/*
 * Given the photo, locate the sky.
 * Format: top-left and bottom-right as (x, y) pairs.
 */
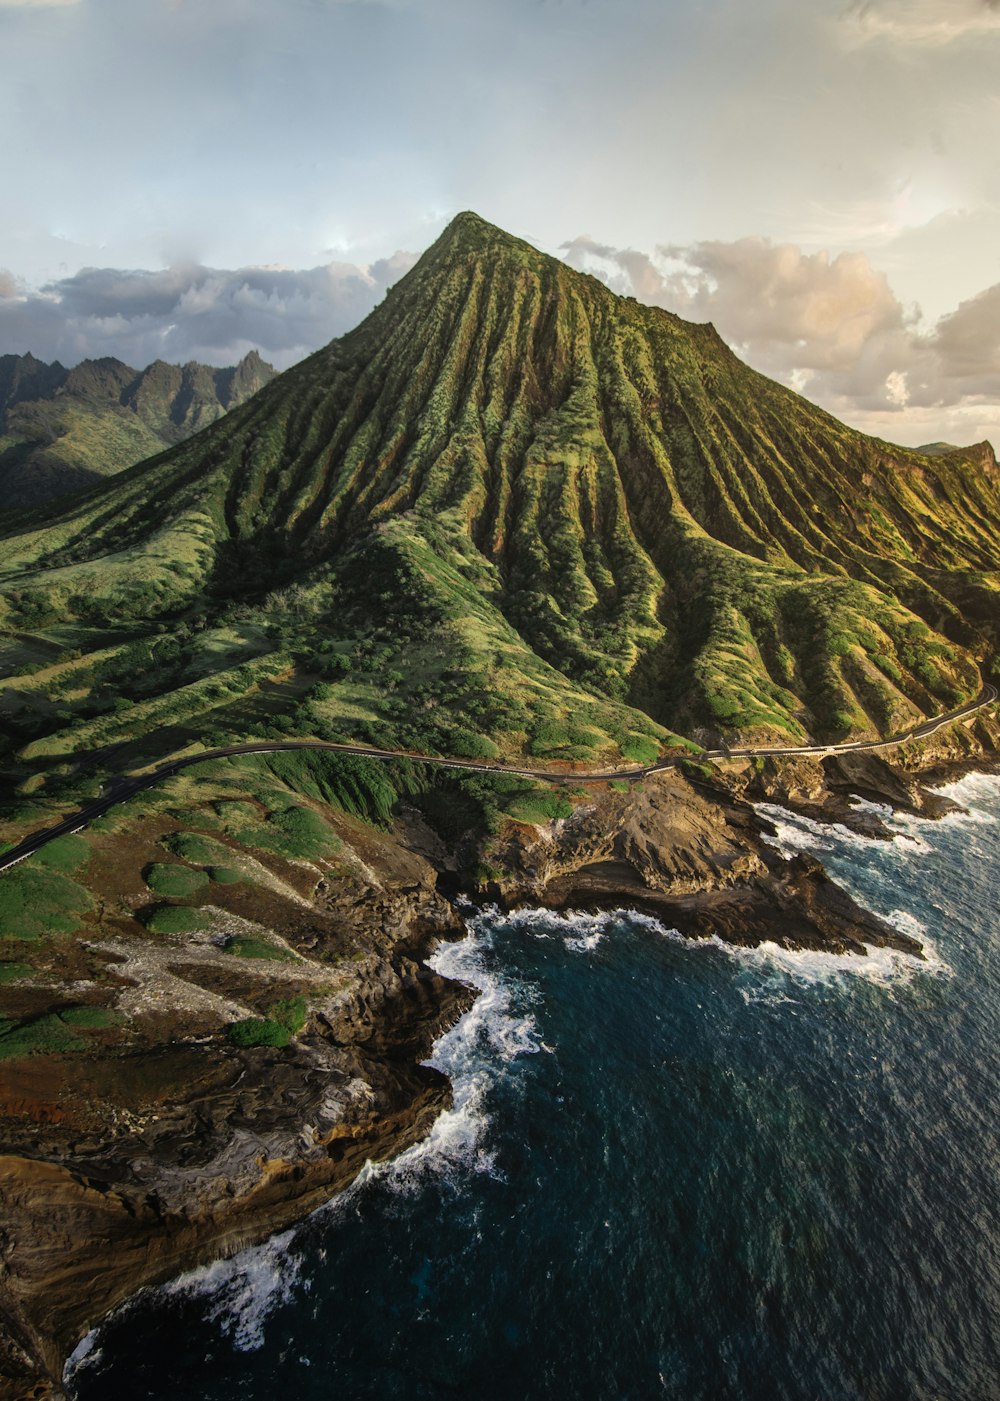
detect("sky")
(0, 0), (998, 451)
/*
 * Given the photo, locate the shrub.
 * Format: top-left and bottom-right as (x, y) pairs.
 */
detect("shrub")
(442, 727), (499, 760)
(34, 834), (91, 873)
(143, 863), (210, 900)
(250, 804), (341, 860)
(620, 735), (660, 764)
(164, 832), (230, 866)
(0, 1012), (87, 1060)
(209, 866), (244, 885)
(59, 1005), (116, 1029)
(271, 995), (307, 1033)
(225, 1017), (291, 1048)
(0, 962), (32, 984)
(142, 905), (212, 935)
(223, 937), (294, 961)
(505, 790), (573, 825)
(0, 867), (92, 941)
(224, 995), (307, 1049)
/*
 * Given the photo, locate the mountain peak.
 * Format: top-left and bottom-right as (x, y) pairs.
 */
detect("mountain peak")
(3, 212), (997, 748)
(430, 210), (534, 260)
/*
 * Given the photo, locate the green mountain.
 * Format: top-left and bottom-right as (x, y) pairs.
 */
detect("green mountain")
(0, 212), (997, 814)
(0, 349), (275, 512)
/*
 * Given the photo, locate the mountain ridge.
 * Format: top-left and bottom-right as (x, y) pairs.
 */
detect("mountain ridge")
(0, 348), (276, 513)
(0, 210), (997, 820)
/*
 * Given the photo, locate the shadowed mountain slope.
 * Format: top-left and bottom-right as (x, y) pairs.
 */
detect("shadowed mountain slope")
(0, 349), (275, 512)
(0, 212), (997, 796)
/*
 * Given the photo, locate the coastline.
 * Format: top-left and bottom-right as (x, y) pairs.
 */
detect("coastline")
(1, 722), (998, 1401)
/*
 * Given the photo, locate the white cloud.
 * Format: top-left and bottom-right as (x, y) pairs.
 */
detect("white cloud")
(0, 0), (80, 7)
(0, 252), (417, 370)
(562, 234), (909, 372)
(846, 0), (1000, 45)
(885, 369), (909, 405)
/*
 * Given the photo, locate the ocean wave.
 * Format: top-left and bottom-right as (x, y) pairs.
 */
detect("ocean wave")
(755, 803), (884, 858)
(163, 1227), (303, 1352)
(483, 902), (945, 991)
(929, 769), (1000, 813)
(354, 925), (540, 1196)
(63, 1227), (306, 1385)
(491, 903), (671, 954)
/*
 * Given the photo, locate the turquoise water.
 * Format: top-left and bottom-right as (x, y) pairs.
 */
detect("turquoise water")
(70, 772), (1000, 1399)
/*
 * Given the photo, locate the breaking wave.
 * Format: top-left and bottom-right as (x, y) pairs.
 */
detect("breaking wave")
(354, 921), (541, 1195)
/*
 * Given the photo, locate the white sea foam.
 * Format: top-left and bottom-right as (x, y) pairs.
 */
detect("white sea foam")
(355, 924), (540, 1195)
(490, 901), (945, 991)
(164, 1227), (303, 1351)
(495, 902), (669, 954)
(929, 769), (1000, 812)
(755, 803), (882, 858)
(62, 1228), (306, 1386)
(63, 1331), (102, 1387)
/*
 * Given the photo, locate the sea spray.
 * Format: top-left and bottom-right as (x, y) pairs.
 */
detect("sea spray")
(354, 921), (541, 1195)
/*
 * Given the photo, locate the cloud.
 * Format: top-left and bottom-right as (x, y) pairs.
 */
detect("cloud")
(561, 232), (1000, 446)
(930, 283), (1000, 384)
(562, 234), (909, 372)
(0, 271), (17, 299)
(0, 0), (80, 7)
(846, 0), (1000, 45)
(0, 252), (417, 370)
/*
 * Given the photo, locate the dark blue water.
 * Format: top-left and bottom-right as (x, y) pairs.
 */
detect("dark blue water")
(70, 772), (1000, 1400)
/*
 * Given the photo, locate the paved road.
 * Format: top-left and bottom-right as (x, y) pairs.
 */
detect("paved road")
(0, 684), (995, 875)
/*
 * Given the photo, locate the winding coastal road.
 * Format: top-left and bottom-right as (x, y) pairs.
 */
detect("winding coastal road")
(0, 684), (995, 875)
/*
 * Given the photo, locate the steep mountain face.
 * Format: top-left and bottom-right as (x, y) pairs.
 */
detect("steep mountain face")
(0, 349), (275, 512)
(0, 213), (997, 782)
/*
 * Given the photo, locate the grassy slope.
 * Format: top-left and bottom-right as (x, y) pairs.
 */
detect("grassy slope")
(0, 352), (276, 513)
(0, 212), (998, 830)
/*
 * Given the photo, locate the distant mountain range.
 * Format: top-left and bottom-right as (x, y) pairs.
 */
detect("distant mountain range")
(0, 349), (275, 511)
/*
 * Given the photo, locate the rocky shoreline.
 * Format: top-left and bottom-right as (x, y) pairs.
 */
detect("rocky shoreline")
(1, 712), (998, 1401)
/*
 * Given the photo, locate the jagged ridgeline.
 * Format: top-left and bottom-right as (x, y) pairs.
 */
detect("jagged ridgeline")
(0, 212), (998, 777)
(0, 350), (276, 512)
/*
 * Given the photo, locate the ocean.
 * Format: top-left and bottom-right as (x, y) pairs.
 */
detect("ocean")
(68, 771), (1000, 1400)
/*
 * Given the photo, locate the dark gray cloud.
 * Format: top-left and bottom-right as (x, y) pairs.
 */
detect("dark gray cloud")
(929, 283), (1000, 385)
(0, 251), (417, 369)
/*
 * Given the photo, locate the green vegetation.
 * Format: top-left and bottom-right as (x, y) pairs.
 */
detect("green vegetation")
(0, 208), (996, 857)
(163, 831), (231, 866)
(59, 1005), (116, 1029)
(0, 350), (275, 515)
(0, 866), (93, 941)
(0, 962), (32, 984)
(143, 862), (210, 900)
(223, 936), (295, 961)
(505, 790), (574, 825)
(225, 995), (308, 1048)
(141, 905), (212, 935)
(34, 833), (90, 873)
(0, 1015), (86, 1060)
(209, 866), (244, 885)
(0, 1003), (115, 1060)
